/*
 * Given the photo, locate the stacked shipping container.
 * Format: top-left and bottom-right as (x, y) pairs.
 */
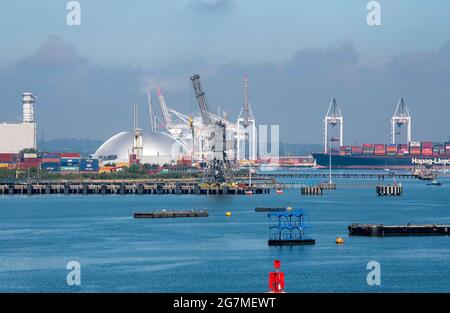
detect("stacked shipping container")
(0, 153), (18, 169)
(20, 153), (41, 170)
(421, 141), (433, 156)
(362, 144), (374, 155)
(40, 152), (61, 172)
(80, 159), (99, 172)
(386, 144), (397, 155)
(409, 142), (421, 155)
(60, 155), (81, 172)
(339, 146), (351, 156)
(398, 144), (409, 155)
(351, 146), (362, 155)
(374, 144), (386, 155)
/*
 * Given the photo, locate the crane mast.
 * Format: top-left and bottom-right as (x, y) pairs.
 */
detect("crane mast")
(242, 74), (253, 128)
(157, 88), (172, 128)
(190, 74), (232, 183)
(147, 91), (157, 132)
(190, 74), (213, 126)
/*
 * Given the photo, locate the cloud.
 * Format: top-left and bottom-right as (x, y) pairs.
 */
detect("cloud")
(17, 35), (87, 71)
(438, 40), (450, 60)
(1, 36), (450, 143)
(186, 0), (235, 15)
(290, 40), (359, 72)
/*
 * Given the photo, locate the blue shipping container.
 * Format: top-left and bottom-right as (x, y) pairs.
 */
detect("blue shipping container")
(41, 153), (60, 158)
(41, 162), (60, 172)
(60, 158), (80, 167)
(80, 159), (99, 171)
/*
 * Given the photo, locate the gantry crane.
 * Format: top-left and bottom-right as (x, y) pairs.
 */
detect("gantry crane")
(391, 98), (412, 144)
(323, 98), (344, 152)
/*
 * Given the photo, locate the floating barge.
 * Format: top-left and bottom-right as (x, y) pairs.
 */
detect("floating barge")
(268, 239), (316, 246)
(348, 223), (450, 236)
(255, 207), (288, 212)
(134, 209), (209, 218)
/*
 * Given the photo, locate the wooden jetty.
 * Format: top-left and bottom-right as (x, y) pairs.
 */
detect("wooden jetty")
(0, 180), (271, 196)
(318, 182), (337, 189)
(134, 209), (209, 218)
(300, 186), (323, 195)
(348, 223), (450, 236)
(376, 184), (403, 196)
(257, 173), (416, 179)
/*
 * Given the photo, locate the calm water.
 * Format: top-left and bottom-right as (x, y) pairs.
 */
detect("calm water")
(0, 170), (449, 292)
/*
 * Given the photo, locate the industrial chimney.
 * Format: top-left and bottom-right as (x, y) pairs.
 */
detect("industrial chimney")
(22, 92), (35, 123)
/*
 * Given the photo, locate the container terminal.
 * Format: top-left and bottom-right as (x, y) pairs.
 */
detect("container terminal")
(315, 98), (450, 170)
(0, 77), (449, 180)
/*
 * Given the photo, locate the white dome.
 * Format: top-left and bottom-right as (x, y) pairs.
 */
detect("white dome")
(93, 130), (187, 163)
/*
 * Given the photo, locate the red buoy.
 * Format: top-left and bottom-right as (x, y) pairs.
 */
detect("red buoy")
(268, 260), (285, 293)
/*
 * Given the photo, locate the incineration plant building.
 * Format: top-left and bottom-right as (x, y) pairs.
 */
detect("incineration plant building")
(0, 93), (37, 153)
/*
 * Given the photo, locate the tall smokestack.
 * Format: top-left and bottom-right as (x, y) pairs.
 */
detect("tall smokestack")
(22, 92), (35, 123)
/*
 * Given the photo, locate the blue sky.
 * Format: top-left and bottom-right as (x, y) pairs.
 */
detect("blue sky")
(1, 0), (450, 143)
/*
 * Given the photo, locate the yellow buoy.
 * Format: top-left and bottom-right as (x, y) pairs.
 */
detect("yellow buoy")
(335, 237), (345, 244)
(225, 211), (232, 217)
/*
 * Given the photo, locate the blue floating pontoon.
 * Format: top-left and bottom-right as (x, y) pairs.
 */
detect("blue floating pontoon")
(268, 209), (315, 245)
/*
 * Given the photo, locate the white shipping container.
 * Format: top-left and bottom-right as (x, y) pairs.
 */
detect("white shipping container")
(23, 153), (38, 158)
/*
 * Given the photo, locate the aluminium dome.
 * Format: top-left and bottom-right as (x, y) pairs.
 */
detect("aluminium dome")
(93, 130), (187, 163)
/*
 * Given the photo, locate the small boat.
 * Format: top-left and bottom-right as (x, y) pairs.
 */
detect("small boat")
(427, 179), (442, 186)
(245, 190), (254, 195)
(275, 189), (284, 195)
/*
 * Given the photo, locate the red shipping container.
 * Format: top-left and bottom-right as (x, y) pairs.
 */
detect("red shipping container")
(41, 158), (60, 163)
(60, 153), (81, 158)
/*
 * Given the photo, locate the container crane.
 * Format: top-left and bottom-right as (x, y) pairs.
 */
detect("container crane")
(190, 74), (232, 183)
(323, 98), (344, 152)
(391, 98), (412, 144)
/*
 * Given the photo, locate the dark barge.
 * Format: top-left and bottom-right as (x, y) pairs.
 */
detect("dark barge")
(268, 239), (316, 246)
(134, 209), (209, 218)
(348, 223), (450, 236)
(255, 207), (288, 212)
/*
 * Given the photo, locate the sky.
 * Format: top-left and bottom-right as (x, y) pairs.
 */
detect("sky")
(0, 0), (450, 143)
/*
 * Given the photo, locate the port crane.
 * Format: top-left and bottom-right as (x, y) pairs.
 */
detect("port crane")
(146, 92), (158, 132)
(323, 98), (344, 152)
(236, 74), (256, 161)
(190, 74), (232, 183)
(157, 88), (172, 128)
(391, 98), (412, 144)
(132, 104), (143, 161)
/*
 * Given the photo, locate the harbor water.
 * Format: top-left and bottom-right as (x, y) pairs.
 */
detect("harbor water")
(0, 170), (449, 292)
